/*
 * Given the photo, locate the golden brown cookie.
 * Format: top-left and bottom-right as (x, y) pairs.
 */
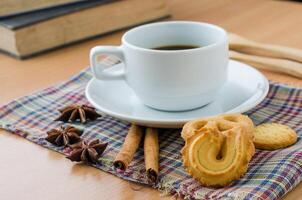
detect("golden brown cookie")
(181, 114), (254, 141)
(254, 123), (297, 150)
(181, 114), (255, 187)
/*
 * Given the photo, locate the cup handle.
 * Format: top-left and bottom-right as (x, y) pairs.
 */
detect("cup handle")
(90, 46), (125, 80)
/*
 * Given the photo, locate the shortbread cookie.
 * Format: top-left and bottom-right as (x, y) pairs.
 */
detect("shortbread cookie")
(181, 114), (255, 187)
(181, 114), (254, 141)
(254, 123), (297, 150)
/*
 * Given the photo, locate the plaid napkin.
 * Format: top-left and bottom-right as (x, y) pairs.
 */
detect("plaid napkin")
(0, 68), (301, 200)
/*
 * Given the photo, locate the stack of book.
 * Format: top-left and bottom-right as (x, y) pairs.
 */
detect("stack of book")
(0, 0), (170, 58)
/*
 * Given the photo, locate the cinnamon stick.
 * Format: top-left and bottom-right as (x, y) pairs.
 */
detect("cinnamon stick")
(113, 124), (144, 170)
(144, 127), (159, 183)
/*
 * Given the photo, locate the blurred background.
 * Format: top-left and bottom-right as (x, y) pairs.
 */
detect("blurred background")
(1, 0), (302, 59)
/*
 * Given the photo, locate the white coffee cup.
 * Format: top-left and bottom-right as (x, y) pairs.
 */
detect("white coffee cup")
(90, 21), (228, 111)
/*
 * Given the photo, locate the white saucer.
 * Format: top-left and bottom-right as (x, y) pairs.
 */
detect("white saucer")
(85, 60), (269, 128)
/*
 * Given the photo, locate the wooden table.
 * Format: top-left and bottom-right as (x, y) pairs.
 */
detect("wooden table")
(0, 1), (302, 199)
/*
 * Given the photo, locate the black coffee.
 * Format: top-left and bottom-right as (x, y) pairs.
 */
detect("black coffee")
(152, 45), (200, 51)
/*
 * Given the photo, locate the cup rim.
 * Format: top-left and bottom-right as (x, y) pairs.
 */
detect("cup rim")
(122, 21), (228, 53)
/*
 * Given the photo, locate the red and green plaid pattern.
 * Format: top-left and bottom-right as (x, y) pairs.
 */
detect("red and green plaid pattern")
(0, 68), (301, 200)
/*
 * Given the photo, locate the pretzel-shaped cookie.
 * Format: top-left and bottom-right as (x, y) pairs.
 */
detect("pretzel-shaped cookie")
(181, 114), (255, 187)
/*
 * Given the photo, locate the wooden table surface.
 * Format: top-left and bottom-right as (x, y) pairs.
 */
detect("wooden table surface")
(1, 1), (302, 199)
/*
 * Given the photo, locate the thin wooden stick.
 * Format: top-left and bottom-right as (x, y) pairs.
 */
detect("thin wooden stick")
(144, 127), (159, 183)
(229, 33), (302, 63)
(229, 50), (302, 78)
(113, 124), (144, 170)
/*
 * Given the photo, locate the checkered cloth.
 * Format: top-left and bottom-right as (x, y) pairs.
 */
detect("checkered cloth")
(0, 68), (301, 200)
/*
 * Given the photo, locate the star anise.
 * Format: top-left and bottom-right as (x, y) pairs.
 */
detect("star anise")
(67, 139), (108, 164)
(45, 125), (83, 146)
(55, 105), (101, 123)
